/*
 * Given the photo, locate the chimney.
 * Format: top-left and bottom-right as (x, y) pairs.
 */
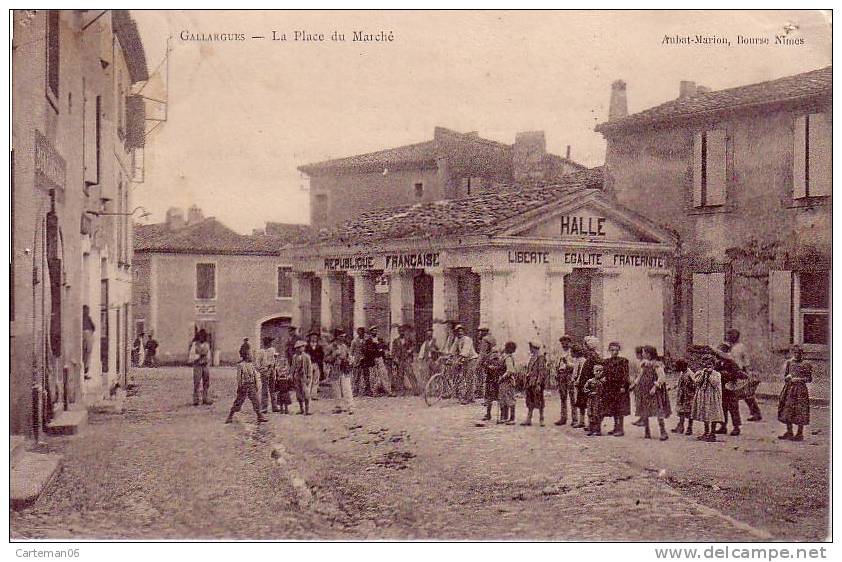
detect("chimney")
(696, 85), (711, 94)
(187, 204), (204, 225)
(513, 131), (547, 183)
(679, 80), (697, 99)
(165, 207), (186, 231)
(608, 80), (628, 121)
(566, 145), (571, 160)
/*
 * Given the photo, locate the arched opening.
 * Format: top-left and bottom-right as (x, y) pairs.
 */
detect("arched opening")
(258, 316), (292, 353)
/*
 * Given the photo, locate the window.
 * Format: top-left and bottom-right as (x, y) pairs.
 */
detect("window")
(414, 182), (424, 198)
(692, 130), (727, 207)
(46, 10), (59, 106)
(691, 272), (725, 347)
(83, 88), (100, 187)
(769, 270), (829, 350)
(793, 113), (831, 198)
(196, 263), (216, 300)
(797, 271), (829, 346)
(277, 266), (292, 299)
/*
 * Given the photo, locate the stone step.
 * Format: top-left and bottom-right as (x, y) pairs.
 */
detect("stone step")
(45, 408), (88, 436)
(10, 451), (62, 510)
(10, 436), (27, 467)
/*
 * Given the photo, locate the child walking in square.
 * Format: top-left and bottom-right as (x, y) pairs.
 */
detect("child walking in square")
(273, 348), (292, 414)
(225, 348), (268, 424)
(672, 359), (696, 435)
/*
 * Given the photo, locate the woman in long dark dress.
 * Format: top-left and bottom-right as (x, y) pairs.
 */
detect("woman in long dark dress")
(632, 345), (671, 440)
(777, 345), (813, 441)
(602, 341), (630, 437)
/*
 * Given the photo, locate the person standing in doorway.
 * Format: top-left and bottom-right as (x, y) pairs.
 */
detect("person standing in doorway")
(554, 335), (575, 426)
(132, 332), (143, 368)
(191, 330), (212, 406)
(82, 305), (96, 379)
(144, 331), (159, 367)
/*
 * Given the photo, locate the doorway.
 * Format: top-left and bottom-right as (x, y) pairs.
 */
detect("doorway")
(260, 316), (291, 354)
(564, 268), (593, 343)
(414, 273), (433, 341)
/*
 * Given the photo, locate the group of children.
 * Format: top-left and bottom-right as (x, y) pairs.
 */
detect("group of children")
(222, 326), (814, 445)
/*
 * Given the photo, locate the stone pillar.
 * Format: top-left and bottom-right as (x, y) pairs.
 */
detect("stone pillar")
(546, 266), (572, 348)
(431, 269), (458, 345)
(595, 269), (622, 357)
(389, 271), (416, 340)
(291, 273), (312, 331)
(349, 271), (376, 331)
(318, 272), (344, 333)
(648, 269), (669, 355)
(476, 267), (496, 331)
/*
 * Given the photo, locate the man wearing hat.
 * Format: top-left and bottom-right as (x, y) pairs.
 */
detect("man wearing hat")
(391, 324), (417, 396)
(257, 336), (280, 413)
(367, 326), (393, 396)
(285, 326), (299, 365)
(305, 330), (325, 400)
(350, 327), (370, 396)
(554, 335), (575, 426)
(290, 340), (313, 415)
(473, 326), (491, 402)
(449, 324), (479, 404)
(521, 341), (549, 426)
(328, 330), (354, 414)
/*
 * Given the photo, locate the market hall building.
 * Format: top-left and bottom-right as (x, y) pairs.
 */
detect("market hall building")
(280, 169), (676, 361)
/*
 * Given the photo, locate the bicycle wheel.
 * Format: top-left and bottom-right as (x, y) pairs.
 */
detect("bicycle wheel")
(424, 373), (446, 406)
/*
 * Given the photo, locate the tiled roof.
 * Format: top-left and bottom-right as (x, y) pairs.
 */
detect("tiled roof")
(264, 222), (315, 241)
(313, 167), (604, 245)
(596, 66), (832, 133)
(135, 218), (285, 255)
(298, 140), (438, 174)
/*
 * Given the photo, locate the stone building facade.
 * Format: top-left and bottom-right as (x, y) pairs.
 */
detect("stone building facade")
(596, 67), (831, 378)
(133, 210), (298, 364)
(279, 168), (675, 363)
(11, 9), (148, 437)
(299, 126), (585, 230)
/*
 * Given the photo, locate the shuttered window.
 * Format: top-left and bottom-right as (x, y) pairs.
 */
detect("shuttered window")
(277, 266), (292, 299)
(793, 113), (832, 198)
(768, 270), (793, 351)
(196, 263), (216, 300)
(46, 11), (59, 103)
(692, 130), (728, 207)
(83, 89), (99, 186)
(692, 272), (725, 347)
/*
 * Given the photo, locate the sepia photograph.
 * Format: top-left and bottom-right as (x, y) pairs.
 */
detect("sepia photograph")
(7, 7), (833, 547)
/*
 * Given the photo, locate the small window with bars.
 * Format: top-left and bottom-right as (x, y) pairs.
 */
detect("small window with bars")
(277, 266), (292, 299)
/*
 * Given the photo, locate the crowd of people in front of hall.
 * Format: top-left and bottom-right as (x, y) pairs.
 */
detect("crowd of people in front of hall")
(179, 321), (813, 444)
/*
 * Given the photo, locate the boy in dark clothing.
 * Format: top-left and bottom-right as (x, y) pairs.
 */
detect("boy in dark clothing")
(225, 348), (267, 424)
(584, 364), (607, 436)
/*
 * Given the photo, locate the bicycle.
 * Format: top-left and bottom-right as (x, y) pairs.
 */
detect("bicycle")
(423, 354), (465, 406)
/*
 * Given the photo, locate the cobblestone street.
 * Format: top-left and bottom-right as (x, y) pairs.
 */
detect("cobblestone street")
(11, 367), (829, 541)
